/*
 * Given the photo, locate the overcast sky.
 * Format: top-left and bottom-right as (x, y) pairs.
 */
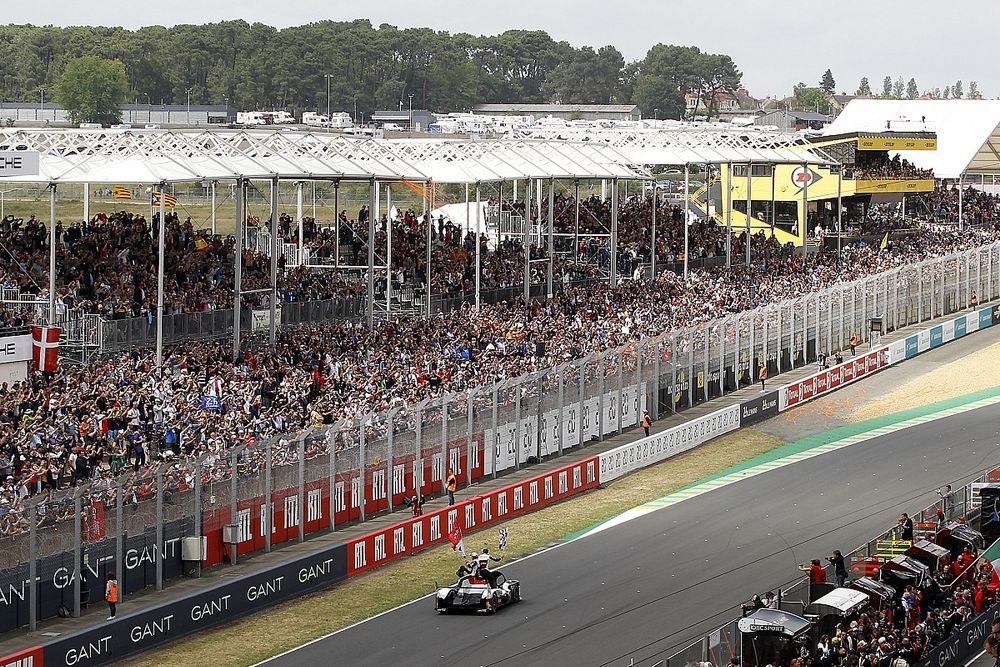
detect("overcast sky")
(7, 0), (996, 98)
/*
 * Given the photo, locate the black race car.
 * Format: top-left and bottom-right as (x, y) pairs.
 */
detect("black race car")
(434, 573), (521, 614)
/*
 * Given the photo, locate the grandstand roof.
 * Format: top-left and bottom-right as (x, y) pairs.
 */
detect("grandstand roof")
(509, 127), (838, 166)
(0, 129), (647, 185)
(825, 99), (1000, 179)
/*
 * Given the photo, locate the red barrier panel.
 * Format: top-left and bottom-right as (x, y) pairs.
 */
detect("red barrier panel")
(346, 456), (600, 576)
(197, 432), (488, 568)
(783, 347), (888, 410)
(0, 645), (43, 667)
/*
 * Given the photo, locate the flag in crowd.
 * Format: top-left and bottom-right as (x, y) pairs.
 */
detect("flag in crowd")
(151, 191), (178, 208)
(31, 325), (60, 373)
(985, 537), (1000, 578)
(113, 186), (132, 201)
(448, 527), (465, 557)
(498, 528), (508, 551)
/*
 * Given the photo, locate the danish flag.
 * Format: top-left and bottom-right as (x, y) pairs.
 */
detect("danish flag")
(31, 326), (60, 373)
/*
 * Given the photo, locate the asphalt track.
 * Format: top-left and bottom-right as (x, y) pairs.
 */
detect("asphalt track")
(265, 402), (1000, 667)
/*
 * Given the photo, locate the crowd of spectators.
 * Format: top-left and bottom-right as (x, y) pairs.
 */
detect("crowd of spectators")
(0, 214), (998, 536)
(925, 185), (1000, 226)
(853, 154), (934, 182)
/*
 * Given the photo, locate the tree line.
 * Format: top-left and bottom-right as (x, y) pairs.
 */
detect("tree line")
(0, 20), (741, 120)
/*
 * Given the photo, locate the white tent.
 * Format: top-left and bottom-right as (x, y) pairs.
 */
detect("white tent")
(825, 99), (1000, 179)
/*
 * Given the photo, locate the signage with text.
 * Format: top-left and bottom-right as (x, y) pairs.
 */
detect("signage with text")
(0, 151), (40, 177)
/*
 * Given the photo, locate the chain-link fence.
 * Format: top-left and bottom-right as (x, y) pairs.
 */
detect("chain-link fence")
(663, 469), (992, 667)
(5, 242), (1000, 632)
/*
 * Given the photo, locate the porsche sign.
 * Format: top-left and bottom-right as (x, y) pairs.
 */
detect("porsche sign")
(0, 151), (39, 177)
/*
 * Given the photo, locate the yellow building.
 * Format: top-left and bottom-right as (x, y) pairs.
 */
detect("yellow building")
(703, 131), (937, 247)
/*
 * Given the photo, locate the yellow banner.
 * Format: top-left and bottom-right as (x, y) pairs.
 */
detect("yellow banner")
(857, 137), (937, 151)
(855, 179), (935, 194)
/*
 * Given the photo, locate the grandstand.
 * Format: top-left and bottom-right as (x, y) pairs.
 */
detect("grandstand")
(3, 124), (1000, 665)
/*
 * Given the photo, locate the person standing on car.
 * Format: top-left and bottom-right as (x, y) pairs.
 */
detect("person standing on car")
(477, 548), (502, 587)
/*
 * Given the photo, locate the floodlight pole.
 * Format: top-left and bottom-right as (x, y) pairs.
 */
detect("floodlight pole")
(367, 179), (376, 329)
(424, 180), (431, 315)
(610, 177), (619, 286)
(650, 179), (657, 278)
(523, 178), (532, 302)
(547, 177), (554, 299)
(333, 181), (340, 267)
(296, 181), (304, 255)
(958, 174), (964, 231)
(233, 178), (245, 361)
(385, 183), (392, 317)
(211, 181), (217, 235)
(156, 182), (166, 370)
(802, 161), (809, 268)
(573, 180), (580, 263)
(269, 176), (279, 344)
(474, 182), (482, 312)
(836, 165), (843, 266)
(48, 184), (56, 324)
(683, 165), (690, 279)
(83, 183), (90, 224)
(746, 161), (752, 267)
(726, 163), (733, 267)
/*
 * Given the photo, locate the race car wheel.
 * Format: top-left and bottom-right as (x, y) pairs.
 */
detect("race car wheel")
(511, 585), (521, 603)
(487, 593), (500, 614)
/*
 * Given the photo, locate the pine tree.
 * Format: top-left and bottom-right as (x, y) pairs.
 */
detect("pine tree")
(820, 69), (836, 94)
(892, 77), (905, 99)
(906, 78), (918, 100)
(882, 76), (893, 98)
(856, 77), (871, 97)
(968, 81), (980, 99)
(953, 80), (964, 99)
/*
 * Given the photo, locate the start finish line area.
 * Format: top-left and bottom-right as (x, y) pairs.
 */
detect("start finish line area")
(0, 303), (997, 667)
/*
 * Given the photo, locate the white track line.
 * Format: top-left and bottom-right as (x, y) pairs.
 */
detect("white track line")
(255, 396), (1000, 665)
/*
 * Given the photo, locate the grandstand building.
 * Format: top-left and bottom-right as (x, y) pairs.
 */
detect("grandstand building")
(705, 130), (937, 249)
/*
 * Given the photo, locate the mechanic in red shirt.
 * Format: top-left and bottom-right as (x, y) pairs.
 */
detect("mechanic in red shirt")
(798, 559), (827, 584)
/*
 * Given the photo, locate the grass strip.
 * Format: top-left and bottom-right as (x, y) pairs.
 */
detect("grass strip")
(122, 429), (784, 667)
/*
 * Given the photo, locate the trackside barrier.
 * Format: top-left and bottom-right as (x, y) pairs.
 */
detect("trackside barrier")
(3, 539), (348, 667)
(347, 456), (600, 576)
(778, 346), (890, 411)
(599, 405), (740, 483)
(3, 260), (1000, 659)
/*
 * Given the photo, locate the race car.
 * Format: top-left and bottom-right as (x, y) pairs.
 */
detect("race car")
(434, 573), (521, 614)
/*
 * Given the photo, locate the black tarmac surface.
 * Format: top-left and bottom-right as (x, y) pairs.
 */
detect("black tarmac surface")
(264, 403), (1000, 667)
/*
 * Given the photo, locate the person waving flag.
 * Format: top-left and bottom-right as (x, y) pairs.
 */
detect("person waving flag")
(498, 528), (509, 552)
(448, 527), (465, 557)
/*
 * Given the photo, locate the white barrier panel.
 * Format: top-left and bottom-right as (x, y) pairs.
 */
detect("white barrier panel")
(518, 415), (538, 463)
(942, 319), (955, 343)
(601, 390), (620, 436)
(598, 404), (741, 484)
(539, 409), (559, 456)
(888, 339), (906, 365)
(583, 396), (600, 441)
(562, 401), (582, 449)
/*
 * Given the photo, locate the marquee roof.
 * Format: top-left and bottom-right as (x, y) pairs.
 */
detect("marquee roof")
(510, 126), (838, 166)
(826, 99), (1000, 179)
(0, 129), (648, 185)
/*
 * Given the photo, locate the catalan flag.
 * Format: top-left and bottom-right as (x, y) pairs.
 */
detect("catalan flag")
(113, 186), (132, 201)
(151, 191), (178, 208)
(194, 236), (209, 252)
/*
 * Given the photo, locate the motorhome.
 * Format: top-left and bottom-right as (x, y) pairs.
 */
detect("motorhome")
(303, 111), (354, 129)
(237, 112), (274, 126)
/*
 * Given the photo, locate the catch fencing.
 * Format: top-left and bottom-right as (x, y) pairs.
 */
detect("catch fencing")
(1, 242), (999, 634)
(662, 472), (987, 667)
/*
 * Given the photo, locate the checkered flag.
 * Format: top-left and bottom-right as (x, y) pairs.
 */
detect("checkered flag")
(498, 528), (508, 552)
